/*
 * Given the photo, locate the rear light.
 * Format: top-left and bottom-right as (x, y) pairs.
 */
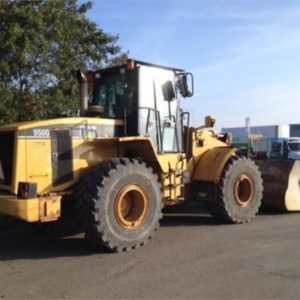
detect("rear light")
(0, 161), (4, 183)
(18, 182), (37, 199)
(86, 72), (95, 83)
(127, 59), (135, 70)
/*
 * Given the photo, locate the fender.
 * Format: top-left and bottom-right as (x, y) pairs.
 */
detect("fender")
(192, 147), (238, 183)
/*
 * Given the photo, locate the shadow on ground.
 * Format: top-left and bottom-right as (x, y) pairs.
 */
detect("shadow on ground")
(0, 201), (286, 261)
(0, 229), (111, 261)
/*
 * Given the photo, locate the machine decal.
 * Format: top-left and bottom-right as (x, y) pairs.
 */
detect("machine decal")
(29, 172), (49, 179)
(33, 128), (50, 137)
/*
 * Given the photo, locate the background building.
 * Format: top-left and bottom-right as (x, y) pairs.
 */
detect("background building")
(221, 125), (290, 148)
(290, 124), (300, 137)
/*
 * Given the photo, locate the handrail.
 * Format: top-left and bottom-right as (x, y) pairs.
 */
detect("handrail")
(124, 106), (163, 153)
(181, 111), (190, 154)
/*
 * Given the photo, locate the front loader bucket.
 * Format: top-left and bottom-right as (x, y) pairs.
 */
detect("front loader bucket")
(255, 159), (300, 212)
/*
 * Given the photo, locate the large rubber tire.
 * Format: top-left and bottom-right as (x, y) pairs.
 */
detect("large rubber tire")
(206, 156), (263, 223)
(78, 158), (163, 252)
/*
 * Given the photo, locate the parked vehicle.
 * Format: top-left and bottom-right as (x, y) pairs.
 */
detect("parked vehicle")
(253, 137), (300, 159)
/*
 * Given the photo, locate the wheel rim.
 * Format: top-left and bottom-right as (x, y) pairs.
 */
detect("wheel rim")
(114, 184), (149, 229)
(234, 174), (254, 207)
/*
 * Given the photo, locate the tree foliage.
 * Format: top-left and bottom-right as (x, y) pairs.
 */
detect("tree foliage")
(0, 0), (127, 124)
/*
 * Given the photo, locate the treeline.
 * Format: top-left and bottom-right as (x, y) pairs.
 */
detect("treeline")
(0, 0), (127, 125)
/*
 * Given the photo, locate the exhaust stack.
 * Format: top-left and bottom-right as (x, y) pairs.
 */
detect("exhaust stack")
(76, 70), (88, 116)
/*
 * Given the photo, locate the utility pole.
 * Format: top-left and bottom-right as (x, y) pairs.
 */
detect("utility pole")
(245, 117), (251, 157)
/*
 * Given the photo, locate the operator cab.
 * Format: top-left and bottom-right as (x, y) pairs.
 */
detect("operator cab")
(82, 59), (194, 153)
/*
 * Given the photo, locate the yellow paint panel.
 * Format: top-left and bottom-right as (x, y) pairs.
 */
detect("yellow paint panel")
(0, 198), (40, 222)
(15, 135), (119, 195)
(25, 139), (52, 193)
(71, 139), (118, 185)
(0, 196), (61, 222)
(13, 139), (27, 194)
(39, 196), (61, 222)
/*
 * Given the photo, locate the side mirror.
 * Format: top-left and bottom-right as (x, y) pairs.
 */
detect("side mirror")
(176, 73), (194, 98)
(205, 115), (215, 128)
(162, 81), (176, 101)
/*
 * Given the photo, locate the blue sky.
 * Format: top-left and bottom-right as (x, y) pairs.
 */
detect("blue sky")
(87, 0), (300, 129)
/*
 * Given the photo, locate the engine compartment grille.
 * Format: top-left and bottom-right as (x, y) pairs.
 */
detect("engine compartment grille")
(0, 132), (15, 186)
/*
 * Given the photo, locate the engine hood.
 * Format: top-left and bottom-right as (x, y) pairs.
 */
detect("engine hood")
(0, 117), (124, 132)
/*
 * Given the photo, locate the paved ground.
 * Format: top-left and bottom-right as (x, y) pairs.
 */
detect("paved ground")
(1, 208), (300, 299)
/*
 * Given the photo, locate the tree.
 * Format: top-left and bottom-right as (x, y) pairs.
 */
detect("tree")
(0, 0), (127, 124)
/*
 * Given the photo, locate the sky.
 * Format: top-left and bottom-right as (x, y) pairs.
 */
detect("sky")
(86, 0), (300, 130)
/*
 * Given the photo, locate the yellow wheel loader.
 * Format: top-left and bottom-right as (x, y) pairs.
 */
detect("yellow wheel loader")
(0, 59), (264, 252)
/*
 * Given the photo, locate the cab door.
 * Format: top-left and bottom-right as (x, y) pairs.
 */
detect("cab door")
(138, 66), (181, 153)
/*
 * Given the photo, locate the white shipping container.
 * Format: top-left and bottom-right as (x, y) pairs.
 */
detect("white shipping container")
(278, 125), (290, 138)
(253, 139), (270, 152)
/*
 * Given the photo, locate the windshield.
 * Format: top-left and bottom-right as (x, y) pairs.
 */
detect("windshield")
(90, 71), (135, 118)
(288, 142), (300, 151)
(271, 142), (281, 152)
